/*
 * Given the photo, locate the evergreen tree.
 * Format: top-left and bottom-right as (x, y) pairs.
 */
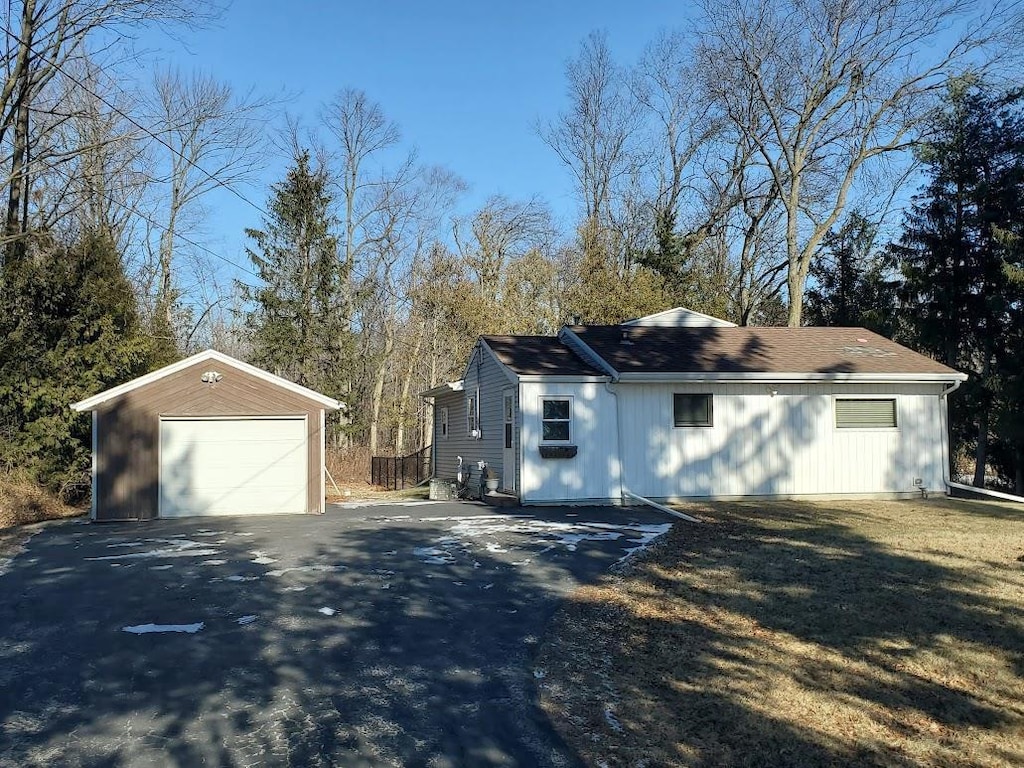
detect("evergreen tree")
(805, 211), (893, 332)
(890, 80), (1024, 489)
(0, 232), (157, 497)
(242, 149), (350, 399)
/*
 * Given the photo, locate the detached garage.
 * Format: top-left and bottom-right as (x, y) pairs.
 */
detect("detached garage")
(71, 350), (342, 521)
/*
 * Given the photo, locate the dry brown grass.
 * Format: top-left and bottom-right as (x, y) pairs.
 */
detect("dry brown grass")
(537, 498), (1024, 768)
(0, 471), (83, 560)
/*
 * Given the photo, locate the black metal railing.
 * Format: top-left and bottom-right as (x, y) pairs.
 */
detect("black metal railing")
(371, 446), (432, 491)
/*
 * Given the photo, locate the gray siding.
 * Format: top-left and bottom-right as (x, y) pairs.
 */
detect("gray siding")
(432, 342), (516, 486)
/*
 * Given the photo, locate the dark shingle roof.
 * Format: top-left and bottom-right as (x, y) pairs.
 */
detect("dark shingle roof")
(482, 335), (604, 376)
(569, 326), (960, 376)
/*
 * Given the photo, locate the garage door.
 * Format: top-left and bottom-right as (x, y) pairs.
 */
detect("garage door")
(159, 418), (307, 517)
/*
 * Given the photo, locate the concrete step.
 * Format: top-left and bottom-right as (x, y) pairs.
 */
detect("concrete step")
(482, 491), (520, 507)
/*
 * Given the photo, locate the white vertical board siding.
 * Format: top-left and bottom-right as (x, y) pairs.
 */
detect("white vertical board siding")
(519, 381), (620, 502)
(619, 382), (947, 499)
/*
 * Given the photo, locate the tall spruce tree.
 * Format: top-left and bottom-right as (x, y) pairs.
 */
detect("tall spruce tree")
(242, 150), (349, 399)
(890, 80), (1024, 489)
(805, 211), (893, 333)
(0, 232), (157, 497)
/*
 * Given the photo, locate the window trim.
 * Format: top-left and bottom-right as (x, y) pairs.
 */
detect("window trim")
(673, 392), (714, 428)
(439, 406), (449, 440)
(540, 395), (572, 444)
(833, 396), (899, 430)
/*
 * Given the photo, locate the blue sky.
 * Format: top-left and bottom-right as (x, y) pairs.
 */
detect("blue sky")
(139, 0), (691, 282)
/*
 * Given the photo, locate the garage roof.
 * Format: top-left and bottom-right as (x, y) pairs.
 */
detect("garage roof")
(71, 350), (344, 412)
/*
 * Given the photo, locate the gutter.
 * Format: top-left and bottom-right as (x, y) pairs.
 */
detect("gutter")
(939, 379), (962, 493)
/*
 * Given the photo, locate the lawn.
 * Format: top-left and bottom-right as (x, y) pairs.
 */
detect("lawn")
(536, 498), (1024, 768)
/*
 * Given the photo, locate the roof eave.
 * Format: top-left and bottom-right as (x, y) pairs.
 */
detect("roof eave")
(421, 381), (465, 398)
(613, 371), (969, 384)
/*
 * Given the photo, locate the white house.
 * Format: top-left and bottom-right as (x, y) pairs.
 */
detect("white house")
(422, 308), (967, 504)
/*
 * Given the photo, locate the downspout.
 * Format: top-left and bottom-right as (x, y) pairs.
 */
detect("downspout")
(604, 380), (700, 524)
(939, 379), (962, 493)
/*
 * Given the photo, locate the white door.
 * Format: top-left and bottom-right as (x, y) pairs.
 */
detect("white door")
(503, 391), (516, 492)
(160, 417), (307, 517)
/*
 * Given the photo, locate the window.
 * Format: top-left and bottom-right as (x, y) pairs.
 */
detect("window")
(467, 390), (479, 436)
(674, 393), (713, 427)
(835, 398), (897, 428)
(439, 406), (449, 440)
(541, 397), (571, 442)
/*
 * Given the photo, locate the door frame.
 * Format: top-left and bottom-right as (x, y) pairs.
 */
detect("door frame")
(502, 389), (516, 492)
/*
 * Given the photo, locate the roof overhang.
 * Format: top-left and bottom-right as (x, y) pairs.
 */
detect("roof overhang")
(421, 380), (465, 399)
(517, 375), (612, 383)
(613, 371), (969, 384)
(71, 349), (344, 412)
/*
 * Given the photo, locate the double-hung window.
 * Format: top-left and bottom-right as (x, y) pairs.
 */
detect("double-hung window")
(541, 397), (571, 442)
(439, 406), (449, 439)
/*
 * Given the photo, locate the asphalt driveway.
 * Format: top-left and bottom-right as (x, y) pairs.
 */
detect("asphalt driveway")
(0, 501), (671, 767)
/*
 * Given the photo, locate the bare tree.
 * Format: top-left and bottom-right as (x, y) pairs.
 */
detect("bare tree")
(696, 0), (1018, 325)
(146, 68), (270, 336)
(452, 194), (555, 305)
(0, 0), (219, 262)
(539, 31), (642, 233)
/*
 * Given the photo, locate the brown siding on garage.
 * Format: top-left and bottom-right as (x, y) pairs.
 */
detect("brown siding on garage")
(94, 359), (326, 520)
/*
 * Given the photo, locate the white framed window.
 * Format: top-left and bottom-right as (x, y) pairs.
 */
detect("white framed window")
(674, 393), (713, 427)
(835, 397), (897, 429)
(541, 397), (572, 442)
(439, 406), (449, 440)
(467, 390), (480, 436)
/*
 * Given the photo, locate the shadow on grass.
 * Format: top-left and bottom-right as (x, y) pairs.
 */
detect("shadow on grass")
(540, 499), (1024, 768)
(0, 510), (604, 767)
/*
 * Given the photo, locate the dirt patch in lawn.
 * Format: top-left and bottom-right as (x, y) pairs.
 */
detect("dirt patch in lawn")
(536, 498), (1024, 768)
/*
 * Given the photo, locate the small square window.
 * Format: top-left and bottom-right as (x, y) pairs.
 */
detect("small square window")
(541, 397), (571, 442)
(674, 393), (713, 427)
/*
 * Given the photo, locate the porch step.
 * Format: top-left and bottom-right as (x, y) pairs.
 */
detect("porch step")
(482, 491), (520, 507)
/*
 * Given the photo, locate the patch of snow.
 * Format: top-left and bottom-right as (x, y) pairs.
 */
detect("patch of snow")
(484, 542), (507, 553)
(534, 669), (546, 679)
(226, 575), (259, 582)
(604, 706), (623, 732)
(265, 564), (346, 577)
(122, 622), (204, 635)
(481, 583), (494, 590)
(148, 565), (174, 571)
(202, 559), (227, 566)
(282, 585), (307, 592)
(412, 546), (454, 565)
(318, 607), (336, 616)
(86, 538), (220, 561)
(250, 550), (277, 565)
(236, 615), (258, 626)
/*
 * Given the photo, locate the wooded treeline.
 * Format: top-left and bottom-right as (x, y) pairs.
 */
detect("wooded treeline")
(0, 0), (1021, 499)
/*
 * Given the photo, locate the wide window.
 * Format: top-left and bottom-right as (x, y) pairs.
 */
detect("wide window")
(541, 397), (571, 442)
(439, 406), (449, 440)
(674, 393), (713, 427)
(835, 398), (897, 428)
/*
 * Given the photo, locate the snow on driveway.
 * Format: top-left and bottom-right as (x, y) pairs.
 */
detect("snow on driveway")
(409, 515), (671, 566)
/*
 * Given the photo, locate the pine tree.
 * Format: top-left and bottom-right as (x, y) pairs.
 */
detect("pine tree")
(242, 149), (350, 399)
(805, 211), (893, 332)
(890, 80), (1024, 489)
(0, 231), (158, 497)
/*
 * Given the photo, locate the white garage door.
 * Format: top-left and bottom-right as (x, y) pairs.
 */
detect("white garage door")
(159, 418), (307, 517)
